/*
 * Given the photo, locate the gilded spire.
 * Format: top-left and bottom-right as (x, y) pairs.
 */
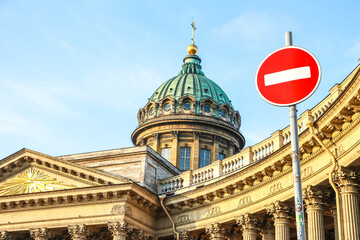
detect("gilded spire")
(187, 21), (198, 55)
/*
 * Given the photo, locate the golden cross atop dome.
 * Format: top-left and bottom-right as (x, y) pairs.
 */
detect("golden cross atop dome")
(187, 21), (198, 55)
(191, 21), (196, 45)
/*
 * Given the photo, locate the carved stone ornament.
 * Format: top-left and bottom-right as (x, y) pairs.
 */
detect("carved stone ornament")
(266, 201), (291, 224)
(334, 167), (359, 193)
(303, 185), (324, 211)
(179, 231), (196, 240)
(107, 221), (131, 239)
(205, 223), (228, 240)
(0, 231), (13, 240)
(68, 224), (89, 240)
(30, 228), (51, 240)
(236, 213), (258, 236)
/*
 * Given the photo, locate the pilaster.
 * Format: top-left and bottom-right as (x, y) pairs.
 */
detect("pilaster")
(205, 223), (228, 240)
(152, 133), (160, 153)
(266, 201), (291, 240)
(30, 228), (51, 240)
(334, 167), (360, 240)
(107, 221), (131, 240)
(68, 224), (89, 240)
(171, 131), (179, 167)
(303, 185), (325, 240)
(192, 132), (200, 170)
(212, 136), (220, 162)
(236, 213), (258, 240)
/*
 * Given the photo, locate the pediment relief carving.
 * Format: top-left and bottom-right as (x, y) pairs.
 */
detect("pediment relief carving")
(0, 168), (77, 196)
(0, 149), (129, 191)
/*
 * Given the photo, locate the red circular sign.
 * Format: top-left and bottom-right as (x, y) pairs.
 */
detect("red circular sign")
(255, 46), (321, 106)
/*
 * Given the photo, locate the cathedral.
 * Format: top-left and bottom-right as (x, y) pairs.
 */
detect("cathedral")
(1, 28), (360, 240)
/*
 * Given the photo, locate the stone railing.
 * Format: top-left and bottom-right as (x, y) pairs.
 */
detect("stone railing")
(158, 80), (345, 194)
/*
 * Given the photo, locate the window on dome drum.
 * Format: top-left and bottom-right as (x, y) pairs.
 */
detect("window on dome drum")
(179, 147), (191, 171)
(204, 104), (211, 113)
(200, 149), (211, 168)
(220, 109), (227, 118)
(219, 153), (226, 160)
(161, 148), (171, 161)
(164, 103), (171, 111)
(149, 107), (155, 116)
(183, 102), (191, 110)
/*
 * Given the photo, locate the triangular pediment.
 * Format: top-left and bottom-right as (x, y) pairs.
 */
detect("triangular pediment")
(0, 148), (130, 197)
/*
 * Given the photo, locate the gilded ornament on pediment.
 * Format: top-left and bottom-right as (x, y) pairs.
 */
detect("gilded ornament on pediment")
(0, 168), (76, 196)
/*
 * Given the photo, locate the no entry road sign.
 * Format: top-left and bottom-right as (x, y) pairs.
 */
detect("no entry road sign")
(255, 46), (321, 106)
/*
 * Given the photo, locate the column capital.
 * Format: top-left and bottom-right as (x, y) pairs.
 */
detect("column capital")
(30, 228), (51, 240)
(235, 213), (258, 232)
(107, 221), (131, 240)
(68, 224), (89, 240)
(334, 166), (359, 193)
(266, 201), (291, 224)
(0, 231), (13, 240)
(205, 223), (228, 240)
(235, 213), (259, 237)
(193, 131), (200, 140)
(152, 133), (159, 141)
(172, 131), (179, 139)
(303, 185), (324, 211)
(179, 231), (196, 240)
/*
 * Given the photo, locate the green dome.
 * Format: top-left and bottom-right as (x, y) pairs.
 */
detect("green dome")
(149, 55), (234, 109)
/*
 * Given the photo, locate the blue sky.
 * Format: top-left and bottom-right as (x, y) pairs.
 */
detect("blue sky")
(0, 1), (359, 159)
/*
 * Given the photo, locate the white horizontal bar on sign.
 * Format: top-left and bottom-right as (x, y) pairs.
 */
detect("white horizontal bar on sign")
(264, 66), (311, 86)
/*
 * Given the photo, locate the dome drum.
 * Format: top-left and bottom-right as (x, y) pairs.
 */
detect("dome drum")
(137, 98), (240, 130)
(132, 46), (245, 170)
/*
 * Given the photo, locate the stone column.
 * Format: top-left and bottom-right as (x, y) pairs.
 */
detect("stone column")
(68, 224), (89, 240)
(261, 222), (275, 240)
(212, 136), (220, 162)
(170, 131), (179, 167)
(205, 223), (228, 240)
(303, 185), (325, 240)
(192, 132), (200, 170)
(30, 228), (51, 240)
(107, 222), (131, 240)
(0, 231), (12, 240)
(331, 203), (339, 240)
(236, 213), (258, 240)
(266, 201), (291, 240)
(335, 168), (360, 240)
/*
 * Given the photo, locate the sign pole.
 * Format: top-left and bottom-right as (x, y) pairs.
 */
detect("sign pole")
(286, 31), (306, 240)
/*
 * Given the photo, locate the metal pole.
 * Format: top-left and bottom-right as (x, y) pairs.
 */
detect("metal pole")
(286, 31), (306, 240)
